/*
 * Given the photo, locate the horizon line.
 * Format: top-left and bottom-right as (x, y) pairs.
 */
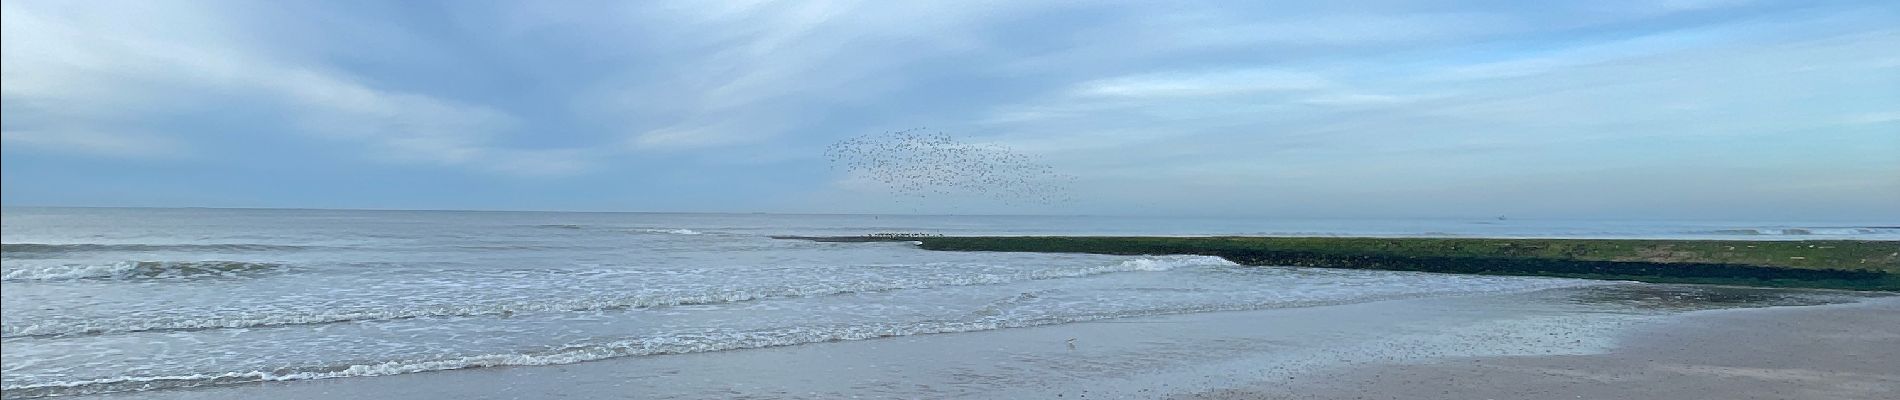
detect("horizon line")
(1, 205), (1893, 223)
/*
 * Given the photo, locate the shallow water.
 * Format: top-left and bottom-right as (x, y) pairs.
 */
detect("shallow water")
(1, 208), (1890, 398)
(71, 285), (1892, 400)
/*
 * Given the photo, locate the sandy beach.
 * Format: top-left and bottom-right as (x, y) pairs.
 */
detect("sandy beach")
(78, 284), (1894, 400)
(1186, 292), (1900, 400)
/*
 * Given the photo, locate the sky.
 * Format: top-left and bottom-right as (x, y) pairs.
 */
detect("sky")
(2, 0), (1896, 220)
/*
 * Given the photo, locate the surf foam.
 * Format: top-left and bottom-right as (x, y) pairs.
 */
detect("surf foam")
(0, 261), (284, 281)
(0, 256), (1231, 338)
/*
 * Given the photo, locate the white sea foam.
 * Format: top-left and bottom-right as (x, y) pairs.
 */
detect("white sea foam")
(0, 256), (1233, 338)
(639, 228), (704, 235)
(0, 275), (1591, 399)
(1804, 227), (1897, 235)
(16, 209), (1863, 400)
(1702, 227), (1897, 236)
(1, 263), (139, 281)
(0, 261), (283, 281)
(0, 243), (310, 259)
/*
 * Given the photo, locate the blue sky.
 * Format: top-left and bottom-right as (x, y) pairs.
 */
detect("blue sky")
(3, 0), (1895, 220)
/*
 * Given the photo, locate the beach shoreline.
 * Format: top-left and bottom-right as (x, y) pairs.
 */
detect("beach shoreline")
(77, 284), (1894, 399)
(1183, 295), (1900, 400)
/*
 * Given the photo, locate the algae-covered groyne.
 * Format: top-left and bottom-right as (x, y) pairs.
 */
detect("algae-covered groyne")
(778, 236), (1900, 291)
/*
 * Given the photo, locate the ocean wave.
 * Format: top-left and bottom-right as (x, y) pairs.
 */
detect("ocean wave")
(637, 228), (703, 235)
(0, 256), (1233, 338)
(0, 275), (1588, 399)
(1, 243), (310, 258)
(0, 261), (286, 281)
(524, 224), (710, 234)
(523, 225), (707, 235)
(1702, 227), (1897, 236)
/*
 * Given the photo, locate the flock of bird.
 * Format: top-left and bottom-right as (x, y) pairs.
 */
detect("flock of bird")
(825, 128), (1076, 205)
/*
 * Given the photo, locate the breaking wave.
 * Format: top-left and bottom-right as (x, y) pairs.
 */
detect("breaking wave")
(0, 261), (286, 281)
(1, 243), (310, 259)
(0, 274), (1589, 399)
(523, 225), (707, 235)
(638, 228), (704, 235)
(0, 256), (1234, 338)
(1702, 227), (1898, 236)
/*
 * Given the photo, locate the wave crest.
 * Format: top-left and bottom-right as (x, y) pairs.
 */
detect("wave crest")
(638, 228), (703, 235)
(0, 274), (1584, 399)
(1, 243), (309, 259)
(0, 261), (286, 281)
(0, 256), (1231, 338)
(1702, 227), (1899, 236)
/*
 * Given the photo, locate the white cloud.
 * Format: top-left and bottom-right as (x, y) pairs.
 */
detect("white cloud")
(1429, 25), (1746, 81)
(1843, 111), (1900, 125)
(1297, 93), (1421, 107)
(628, 120), (772, 151)
(583, 0), (1040, 151)
(1073, 69), (1329, 98)
(0, 0), (591, 176)
(1178, 12), (1526, 47)
(950, 7), (1899, 218)
(1650, 0), (1759, 13)
(3, 0), (1893, 217)
(0, 130), (188, 159)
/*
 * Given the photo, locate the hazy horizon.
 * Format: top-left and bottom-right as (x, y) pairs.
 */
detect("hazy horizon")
(4, 0), (1896, 221)
(4, 204), (1895, 224)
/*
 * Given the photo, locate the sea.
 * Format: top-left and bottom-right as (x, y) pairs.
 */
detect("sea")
(1, 207), (1893, 398)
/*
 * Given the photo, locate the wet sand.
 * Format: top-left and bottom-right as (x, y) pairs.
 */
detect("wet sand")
(1186, 294), (1900, 400)
(86, 284), (1893, 400)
